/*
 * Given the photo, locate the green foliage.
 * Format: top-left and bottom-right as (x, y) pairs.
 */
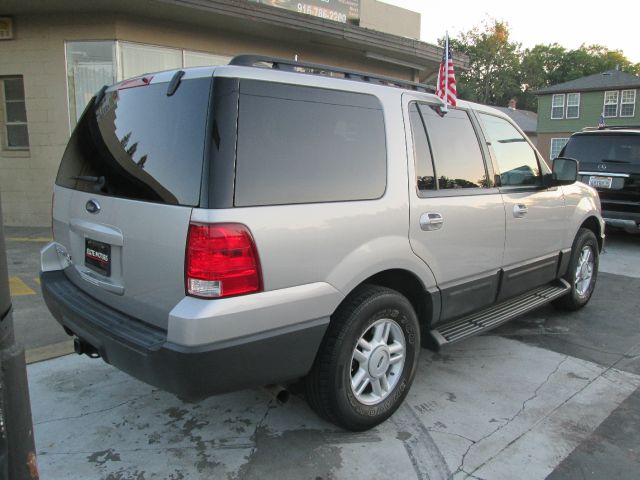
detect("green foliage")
(447, 19), (640, 112)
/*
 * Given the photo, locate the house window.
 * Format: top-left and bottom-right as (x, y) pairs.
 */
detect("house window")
(603, 91), (619, 117)
(66, 41), (116, 124)
(621, 90), (636, 117)
(183, 51), (230, 68)
(566, 93), (580, 119)
(2, 76), (29, 149)
(550, 138), (569, 159)
(551, 94), (565, 119)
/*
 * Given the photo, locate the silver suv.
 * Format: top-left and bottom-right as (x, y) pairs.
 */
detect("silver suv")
(40, 56), (604, 431)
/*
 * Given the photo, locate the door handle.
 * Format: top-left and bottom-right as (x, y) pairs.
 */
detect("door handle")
(513, 204), (528, 218)
(420, 212), (444, 231)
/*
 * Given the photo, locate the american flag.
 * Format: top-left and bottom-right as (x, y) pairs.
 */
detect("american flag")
(436, 33), (457, 108)
(598, 114), (606, 128)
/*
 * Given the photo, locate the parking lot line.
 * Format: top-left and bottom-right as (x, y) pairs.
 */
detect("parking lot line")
(10, 276), (36, 296)
(5, 236), (52, 243)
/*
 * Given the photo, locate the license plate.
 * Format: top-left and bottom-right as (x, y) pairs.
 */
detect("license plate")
(588, 176), (613, 189)
(85, 238), (111, 276)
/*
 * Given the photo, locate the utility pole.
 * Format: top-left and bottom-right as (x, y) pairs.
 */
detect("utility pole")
(0, 198), (38, 480)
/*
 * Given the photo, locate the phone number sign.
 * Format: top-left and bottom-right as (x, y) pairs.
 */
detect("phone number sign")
(251, 0), (360, 24)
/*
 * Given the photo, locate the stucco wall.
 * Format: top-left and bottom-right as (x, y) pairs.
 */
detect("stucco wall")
(0, 15), (117, 226)
(359, 0), (420, 39)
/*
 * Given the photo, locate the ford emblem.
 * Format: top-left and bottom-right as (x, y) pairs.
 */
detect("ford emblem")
(86, 199), (100, 214)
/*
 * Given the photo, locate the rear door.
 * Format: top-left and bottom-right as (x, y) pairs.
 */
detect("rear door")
(405, 97), (506, 324)
(53, 73), (213, 330)
(476, 112), (567, 300)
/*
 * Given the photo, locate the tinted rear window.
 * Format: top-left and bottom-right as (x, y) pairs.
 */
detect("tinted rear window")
(234, 80), (386, 206)
(563, 134), (640, 165)
(56, 77), (212, 206)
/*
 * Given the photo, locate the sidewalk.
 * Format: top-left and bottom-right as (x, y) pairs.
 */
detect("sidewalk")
(4, 226), (74, 362)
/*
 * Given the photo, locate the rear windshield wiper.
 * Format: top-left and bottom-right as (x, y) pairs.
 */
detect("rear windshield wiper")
(601, 159), (630, 164)
(72, 176), (106, 190)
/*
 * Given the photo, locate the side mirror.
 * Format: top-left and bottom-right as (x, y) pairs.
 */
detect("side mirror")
(545, 157), (578, 187)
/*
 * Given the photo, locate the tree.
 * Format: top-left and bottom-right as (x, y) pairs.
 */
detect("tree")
(519, 44), (567, 111)
(447, 19), (640, 113)
(448, 19), (521, 106)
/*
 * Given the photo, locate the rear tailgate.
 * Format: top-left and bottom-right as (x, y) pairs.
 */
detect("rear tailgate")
(567, 133), (640, 199)
(52, 72), (213, 330)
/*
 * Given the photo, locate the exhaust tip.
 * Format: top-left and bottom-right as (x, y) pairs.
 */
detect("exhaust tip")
(261, 384), (290, 404)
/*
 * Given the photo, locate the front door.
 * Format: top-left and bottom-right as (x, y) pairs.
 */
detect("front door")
(476, 112), (567, 301)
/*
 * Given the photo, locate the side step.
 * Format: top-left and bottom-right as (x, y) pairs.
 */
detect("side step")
(429, 279), (571, 348)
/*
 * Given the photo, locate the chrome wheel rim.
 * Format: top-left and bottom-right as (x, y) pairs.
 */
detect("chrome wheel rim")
(575, 245), (595, 297)
(350, 318), (406, 405)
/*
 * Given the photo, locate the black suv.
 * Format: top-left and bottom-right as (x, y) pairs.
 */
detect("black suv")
(562, 126), (640, 233)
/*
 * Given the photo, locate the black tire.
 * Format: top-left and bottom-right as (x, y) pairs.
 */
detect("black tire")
(553, 228), (599, 311)
(304, 284), (420, 431)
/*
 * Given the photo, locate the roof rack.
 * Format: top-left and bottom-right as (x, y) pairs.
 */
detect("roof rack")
(582, 125), (640, 131)
(229, 54), (435, 94)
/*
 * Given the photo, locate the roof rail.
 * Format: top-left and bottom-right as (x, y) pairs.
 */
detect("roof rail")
(229, 54), (435, 94)
(582, 125), (640, 131)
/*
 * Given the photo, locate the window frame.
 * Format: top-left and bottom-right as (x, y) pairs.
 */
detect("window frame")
(2, 76), (29, 151)
(408, 102), (437, 193)
(566, 92), (580, 119)
(620, 89), (636, 118)
(550, 138), (569, 160)
(233, 80), (388, 207)
(406, 100), (496, 199)
(477, 111), (544, 190)
(603, 90), (619, 118)
(551, 94), (565, 119)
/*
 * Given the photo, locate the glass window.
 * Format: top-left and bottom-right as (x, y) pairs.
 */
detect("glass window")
(119, 42), (182, 79)
(2, 77), (29, 149)
(409, 103), (435, 191)
(621, 90), (636, 117)
(56, 78), (212, 206)
(604, 91), (619, 117)
(550, 138), (569, 160)
(551, 94), (565, 119)
(234, 80), (386, 206)
(479, 113), (540, 186)
(183, 51), (230, 68)
(419, 105), (487, 189)
(66, 42), (116, 124)
(566, 93), (580, 119)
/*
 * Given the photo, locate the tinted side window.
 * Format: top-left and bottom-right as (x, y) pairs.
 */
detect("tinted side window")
(479, 113), (540, 186)
(56, 78), (212, 206)
(234, 81), (386, 206)
(419, 105), (488, 189)
(409, 103), (436, 191)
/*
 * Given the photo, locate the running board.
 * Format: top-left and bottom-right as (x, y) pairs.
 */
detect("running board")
(429, 279), (571, 348)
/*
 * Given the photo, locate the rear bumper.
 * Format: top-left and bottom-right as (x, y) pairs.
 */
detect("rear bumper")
(41, 270), (329, 397)
(601, 208), (640, 233)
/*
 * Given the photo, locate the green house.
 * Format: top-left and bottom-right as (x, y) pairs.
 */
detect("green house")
(535, 70), (640, 162)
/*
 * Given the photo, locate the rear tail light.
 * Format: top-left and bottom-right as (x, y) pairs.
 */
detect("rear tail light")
(185, 223), (262, 299)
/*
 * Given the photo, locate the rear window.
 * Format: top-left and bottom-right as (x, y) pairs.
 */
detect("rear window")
(563, 134), (640, 165)
(56, 77), (212, 206)
(234, 80), (386, 206)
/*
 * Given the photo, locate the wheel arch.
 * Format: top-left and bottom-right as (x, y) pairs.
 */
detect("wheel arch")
(332, 268), (438, 341)
(579, 215), (604, 252)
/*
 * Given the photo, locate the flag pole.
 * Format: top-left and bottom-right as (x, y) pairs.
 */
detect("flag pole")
(443, 31), (449, 112)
